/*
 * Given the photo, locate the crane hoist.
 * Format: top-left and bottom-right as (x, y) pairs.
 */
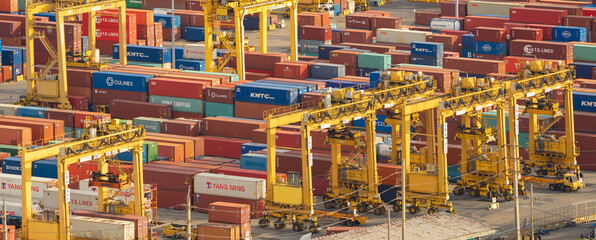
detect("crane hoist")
(203, 0), (299, 80)
(21, 0), (127, 109)
(260, 71), (435, 232)
(19, 119), (148, 240)
(508, 61), (584, 191)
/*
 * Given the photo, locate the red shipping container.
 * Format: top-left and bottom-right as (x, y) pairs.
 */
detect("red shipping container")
(82, 11), (137, 28)
(585, 8), (596, 17)
(443, 57), (505, 75)
(0, 0), (16, 13)
(245, 72), (270, 80)
(415, 11), (441, 25)
(345, 14), (372, 29)
(371, 16), (402, 29)
(0, 36), (20, 47)
(45, 109), (76, 128)
(1, 65), (11, 82)
(0, 225), (16, 240)
(204, 85), (235, 104)
(563, 15), (592, 30)
(385, 51), (410, 65)
(204, 117), (265, 140)
(341, 29), (373, 44)
(74, 111), (111, 129)
(332, 29), (342, 43)
(503, 22), (529, 35)
(441, 0), (467, 17)
(474, 27), (507, 42)
(525, 24), (555, 40)
(510, 27), (543, 41)
(147, 132), (204, 157)
(95, 40), (114, 55)
(509, 7), (567, 25)
(426, 34), (458, 50)
(208, 202), (251, 224)
(300, 25), (332, 41)
(273, 62), (309, 79)
(251, 129), (300, 149)
(509, 39), (572, 62)
(474, 54), (506, 61)
(193, 194), (266, 218)
(524, 3), (583, 16)
(163, 119), (201, 136)
(329, 50), (360, 67)
(444, 51), (460, 58)
(149, 78), (208, 99)
(378, 163), (402, 185)
(109, 99), (172, 119)
(244, 52), (287, 71)
(186, 0), (204, 10)
(464, 16), (509, 31)
(163, 27), (181, 41)
(67, 86), (91, 101)
(0, 125), (31, 145)
(203, 136), (250, 159)
(0, 20), (21, 37)
(439, 29), (470, 44)
(157, 142), (185, 162)
(345, 66), (358, 76)
(0, 119), (52, 143)
(92, 88), (147, 105)
(234, 101), (278, 119)
(154, 23), (163, 47)
(298, 13), (321, 27)
(172, 111), (203, 120)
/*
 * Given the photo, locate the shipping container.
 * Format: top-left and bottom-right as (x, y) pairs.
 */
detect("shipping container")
(357, 53), (391, 69)
(205, 85), (235, 104)
(510, 27), (544, 41)
(182, 43), (216, 60)
(0, 173), (53, 199)
(204, 117), (264, 140)
(341, 29), (373, 44)
(196, 223), (240, 240)
(0, 103), (19, 116)
(208, 202), (251, 224)
(509, 40), (572, 62)
(92, 88), (148, 105)
(415, 11), (440, 25)
(109, 99), (172, 119)
(0, 125), (31, 145)
(194, 173), (265, 200)
(573, 43), (596, 62)
(300, 25), (332, 41)
(234, 84), (299, 105)
(92, 71), (152, 93)
(311, 63), (346, 79)
(163, 119), (201, 136)
(345, 14), (372, 29)
(463, 16), (509, 31)
(45, 109), (75, 128)
(570, 62), (596, 79)
(467, 1), (524, 16)
(0, 118), (53, 142)
(203, 136), (249, 159)
(376, 28), (431, 44)
(44, 188), (99, 211)
(149, 78), (207, 99)
(410, 41), (444, 57)
(70, 216), (135, 240)
(205, 102), (234, 117)
(273, 62), (309, 80)
(552, 26), (587, 42)
(72, 210), (148, 240)
(318, 45), (351, 60)
(16, 106), (48, 118)
(443, 57), (505, 75)
(133, 117), (168, 133)
(509, 7), (567, 25)
(182, 26), (212, 41)
(149, 95), (203, 113)
(474, 41), (507, 56)
(113, 44), (172, 63)
(430, 18), (462, 32)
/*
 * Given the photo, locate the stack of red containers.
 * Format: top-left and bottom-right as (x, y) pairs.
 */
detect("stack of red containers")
(207, 202), (252, 239)
(82, 10), (138, 54)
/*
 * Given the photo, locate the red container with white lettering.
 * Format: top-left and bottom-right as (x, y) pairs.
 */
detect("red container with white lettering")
(509, 39), (572, 62)
(510, 27), (543, 41)
(83, 26), (137, 43)
(300, 25), (332, 41)
(273, 62), (309, 79)
(474, 27), (507, 42)
(509, 7), (567, 25)
(204, 85), (235, 104)
(341, 29), (373, 44)
(208, 202), (251, 224)
(463, 16), (509, 31)
(149, 78), (209, 99)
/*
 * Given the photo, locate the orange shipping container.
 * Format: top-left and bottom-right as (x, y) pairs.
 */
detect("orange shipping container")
(0, 224), (16, 240)
(2, 116), (64, 139)
(145, 136), (195, 159)
(196, 223), (240, 240)
(0, 125), (32, 145)
(0, 0), (18, 13)
(147, 133), (204, 157)
(0, 118), (52, 143)
(157, 142), (185, 162)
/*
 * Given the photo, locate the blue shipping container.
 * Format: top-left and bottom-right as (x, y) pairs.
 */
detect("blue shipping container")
(92, 71), (153, 92)
(462, 34), (475, 48)
(324, 80), (370, 89)
(17, 106), (49, 118)
(573, 91), (596, 113)
(175, 59), (206, 71)
(318, 45), (350, 60)
(241, 143), (268, 155)
(240, 153), (267, 171)
(334, 4), (341, 16)
(553, 26), (587, 42)
(354, 115), (391, 133)
(410, 41), (444, 57)
(2, 49), (22, 65)
(235, 84), (299, 105)
(474, 41), (507, 55)
(113, 44), (172, 64)
(12, 64), (22, 78)
(410, 56), (443, 67)
(33, 159), (58, 179)
(357, 68), (378, 78)
(154, 14), (181, 29)
(182, 27), (216, 41)
(1, 157), (21, 175)
(3, 46), (25, 63)
(462, 47), (474, 58)
(116, 144), (148, 163)
(174, 46), (184, 59)
(369, 71), (386, 88)
(256, 80), (317, 92)
(570, 62), (596, 79)
(311, 63), (346, 79)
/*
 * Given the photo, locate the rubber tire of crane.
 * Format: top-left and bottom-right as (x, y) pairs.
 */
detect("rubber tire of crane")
(374, 207), (383, 215)
(453, 187), (465, 195)
(274, 222), (286, 229)
(325, 201), (335, 209)
(346, 219), (355, 226)
(172, 233), (183, 239)
(565, 186), (572, 193)
(504, 193), (513, 201)
(339, 202), (349, 211)
(549, 184), (559, 191)
(427, 208), (437, 215)
(469, 189), (479, 197)
(309, 224), (320, 233)
(393, 203), (402, 212)
(292, 223), (304, 232)
(357, 204), (368, 213)
(408, 206), (419, 214)
(258, 218), (270, 228)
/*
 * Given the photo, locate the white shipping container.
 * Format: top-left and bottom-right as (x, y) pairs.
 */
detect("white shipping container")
(43, 188), (99, 211)
(70, 215), (135, 240)
(183, 43), (217, 60)
(0, 173), (54, 200)
(0, 103), (20, 116)
(194, 173), (266, 200)
(430, 18), (462, 32)
(376, 28), (432, 44)
(468, 1), (525, 16)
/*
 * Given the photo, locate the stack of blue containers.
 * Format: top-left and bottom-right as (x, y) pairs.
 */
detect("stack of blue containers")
(2, 44), (26, 81)
(2, 157), (58, 178)
(410, 41), (443, 67)
(154, 14), (181, 40)
(182, 27), (216, 41)
(461, 34), (474, 58)
(243, 14), (271, 30)
(235, 80), (310, 106)
(113, 44), (172, 65)
(553, 26), (587, 42)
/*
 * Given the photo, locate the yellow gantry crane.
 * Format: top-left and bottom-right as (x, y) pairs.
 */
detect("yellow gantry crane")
(260, 71), (435, 231)
(19, 120), (146, 240)
(203, 0), (299, 80)
(22, 0), (127, 109)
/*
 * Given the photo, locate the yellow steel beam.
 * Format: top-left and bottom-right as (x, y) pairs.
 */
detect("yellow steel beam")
(54, 0), (126, 16)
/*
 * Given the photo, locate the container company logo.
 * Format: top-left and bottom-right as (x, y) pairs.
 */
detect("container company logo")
(581, 101), (596, 108)
(1, 182), (40, 192)
(96, 29), (118, 38)
(482, 44), (492, 52)
(250, 93), (274, 99)
(206, 181), (246, 192)
(127, 51), (148, 59)
(210, 91), (229, 99)
(523, 45), (554, 55)
(97, 16), (118, 25)
(561, 30), (572, 39)
(178, 64), (195, 70)
(159, 19), (167, 26)
(412, 44), (432, 53)
(105, 76), (133, 87)
(4, 165), (20, 171)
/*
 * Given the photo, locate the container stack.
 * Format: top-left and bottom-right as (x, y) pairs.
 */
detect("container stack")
(82, 10), (137, 53)
(410, 42), (443, 67)
(473, 27), (507, 60)
(297, 12), (331, 56)
(154, 14), (181, 41)
(1, 45), (24, 82)
(207, 202), (252, 239)
(461, 33), (474, 58)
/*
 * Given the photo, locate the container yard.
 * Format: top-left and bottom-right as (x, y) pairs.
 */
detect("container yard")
(2, 0), (596, 239)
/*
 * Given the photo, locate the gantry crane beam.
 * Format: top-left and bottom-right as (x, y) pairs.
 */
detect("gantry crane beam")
(24, 0), (127, 109)
(261, 75), (435, 230)
(203, 0), (298, 80)
(20, 125), (145, 240)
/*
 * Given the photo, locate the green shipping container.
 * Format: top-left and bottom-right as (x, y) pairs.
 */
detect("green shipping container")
(64, 127), (75, 138)
(149, 95), (204, 113)
(133, 117), (168, 133)
(300, 52), (319, 57)
(181, 70), (239, 82)
(572, 44), (596, 63)
(126, 0), (142, 8)
(358, 53), (391, 70)
(205, 102), (234, 117)
(144, 141), (158, 162)
(18, 0), (25, 11)
(75, 128), (86, 138)
(0, 144), (19, 156)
